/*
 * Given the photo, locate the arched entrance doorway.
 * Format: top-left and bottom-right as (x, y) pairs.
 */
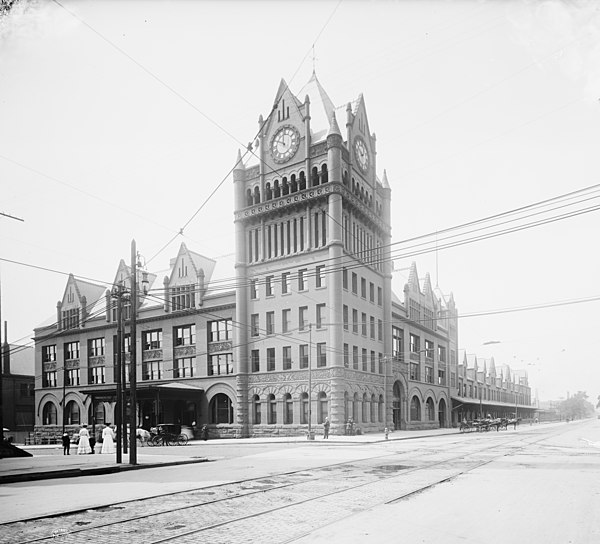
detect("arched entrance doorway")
(438, 398), (447, 428)
(392, 381), (403, 430)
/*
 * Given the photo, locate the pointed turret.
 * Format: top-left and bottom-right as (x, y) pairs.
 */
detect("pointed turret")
(382, 169), (390, 189)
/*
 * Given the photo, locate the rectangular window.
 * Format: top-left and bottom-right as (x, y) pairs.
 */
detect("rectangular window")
(143, 330), (162, 350)
(283, 346), (292, 370)
(393, 327), (404, 359)
(141, 361), (162, 381)
(316, 265), (325, 288)
(425, 339), (434, 361)
(316, 303), (326, 329)
(378, 319), (383, 341)
(65, 341), (80, 360)
(299, 344), (308, 368)
(317, 343), (327, 367)
(343, 343), (349, 367)
(362, 348), (368, 371)
(66, 368), (80, 386)
(342, 268), (348, 290)
(171, 285), (195, 311)
(370, 350), (376, 373)
(89, 366), (106, 384)
(370, 316), (375, 339)
(425, 366), (434, 384)
(207, 354), (232, 376)
(61, 308), (80, 330)
(42, 345), (57, 362)
(361, 277), (366, 298)
(352, 309), (358, 334)
(298, 268), (307, 291)
(410, 333), (420, 354)
(209, 319), (232, 342)
(281, 272), (290, 294)
(175, 357), (195, 378)
(43, 371), (57, 388)
(175, 324), (196, 346)
(438, 369), (446, 386)
(378, 287), (383, 306)
(251, 349), (260, 372)
(88, 338), (103, 357)
(266, 311), (275, 335)
(361, 312), (367, 336)
(282, 309), (291, 333)
(251, 314), (260, 337)
(267, 348), (276, 371)
(250, 279), (258, 299)
(351, 273), (358, 294)
(438, 345), (447, 364)
(343, 305), (349, 331)
(369, 282), (375, 303)
(266, 275), (274, 297)
(410, 362), (419, 381)
(299, 306), (308, 331)
(353, 345), (358, 370)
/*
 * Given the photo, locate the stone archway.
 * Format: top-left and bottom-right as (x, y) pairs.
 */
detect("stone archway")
(392, 381), (403, 430)
(438, 398), (447, 428)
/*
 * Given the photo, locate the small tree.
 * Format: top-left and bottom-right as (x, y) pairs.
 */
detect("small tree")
(560, 391), (595, 420)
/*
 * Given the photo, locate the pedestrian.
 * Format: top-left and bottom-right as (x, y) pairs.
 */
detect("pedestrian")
(345, 419), (351, 436)
(201, 424), (208, 441)
(62, 433), (71, 455)
(77, 424), (92, 455)
(323, 417), (330, 439)
(101, 423), (116, 454)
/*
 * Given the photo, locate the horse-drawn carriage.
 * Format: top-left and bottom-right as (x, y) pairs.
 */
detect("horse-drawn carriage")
(142, 424), (188, 446)
(460, 418), (514, 433)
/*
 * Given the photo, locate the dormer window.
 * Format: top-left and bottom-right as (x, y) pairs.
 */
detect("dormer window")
(62, 308), (80, 330)
(171, 284), (195, 311)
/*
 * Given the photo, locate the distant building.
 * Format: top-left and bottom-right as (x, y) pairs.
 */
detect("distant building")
(1, 328), (35, 442)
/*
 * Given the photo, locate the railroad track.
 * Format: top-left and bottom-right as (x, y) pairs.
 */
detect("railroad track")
(2, 427), (568, 544)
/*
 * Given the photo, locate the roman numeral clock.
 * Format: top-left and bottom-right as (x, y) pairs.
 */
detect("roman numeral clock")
(270, 125), (300, 163)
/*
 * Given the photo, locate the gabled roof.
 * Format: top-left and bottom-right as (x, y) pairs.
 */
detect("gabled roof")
(297, 70), (340, 142)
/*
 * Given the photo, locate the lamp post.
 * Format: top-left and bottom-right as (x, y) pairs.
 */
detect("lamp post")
(307, 323), (313, 440)
(129, 240), (138, 465)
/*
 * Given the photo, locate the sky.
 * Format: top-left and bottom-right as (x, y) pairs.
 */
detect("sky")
(1, 0), (599, 403)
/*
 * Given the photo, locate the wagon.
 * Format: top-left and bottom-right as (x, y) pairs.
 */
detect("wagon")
(147, 423), (188, 446)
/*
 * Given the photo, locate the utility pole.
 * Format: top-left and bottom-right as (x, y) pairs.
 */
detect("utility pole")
(129, 239), (138, 465)
(114, 284), (123, 464)
(0, 280), (4, 444)
(307, 323), (312, 439)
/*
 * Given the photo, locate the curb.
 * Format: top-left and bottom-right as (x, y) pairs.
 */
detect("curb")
(0, 457), (210, 485)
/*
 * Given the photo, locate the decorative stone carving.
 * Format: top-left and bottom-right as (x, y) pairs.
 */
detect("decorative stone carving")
(174, 345), (196, 357)
(142, 349), (162, 361)
(88, 356), (104, 367)
(208, 341), (233, 353)
(65, 360), (80, 370)
(43, 362), (57, 371)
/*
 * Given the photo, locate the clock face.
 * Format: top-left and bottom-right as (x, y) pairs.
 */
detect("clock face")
(354, 137), (369, 172)
(270, 126), (300, 163)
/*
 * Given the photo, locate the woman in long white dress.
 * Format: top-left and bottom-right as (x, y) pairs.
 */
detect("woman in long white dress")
(77, 425), (92, 454)
(101, 424), (115, 454)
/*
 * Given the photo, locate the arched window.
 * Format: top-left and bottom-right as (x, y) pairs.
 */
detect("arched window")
(317, 392), (328, 424)
(274, 180), (280, 198)
(284, 393), (293, 424)
(65, 400), (80, 425)
(300, 392), (309, 424)
(290, 174), (298, 193)
(267, 394), (277, 424)
(353, 392), (359, 421)
(252, 394), (261, 425)
(89, 402), (105, 426)
(311, 166), (319, 187)
(378, 394), (384, 422)
(362, 393), (368, 422)
(209, 393), (233, 424)
(343, 170), (349, 186)
(42, 401), (57, 425)
(253, 186), (261, 204)
(410, 396), (421, 421)
(265, 183), (272, 201)
(426, 398), (435, 421)
(246, 189), (253, 207)
(371, 394), (377, 423)
(344, 391), (349, 421)
(299, 171), (307, 190)
(282, 177), (289, 196)
(320, 164), (328, 183)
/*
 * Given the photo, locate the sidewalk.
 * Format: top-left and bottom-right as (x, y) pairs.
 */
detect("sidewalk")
(0, 427), (458, 485)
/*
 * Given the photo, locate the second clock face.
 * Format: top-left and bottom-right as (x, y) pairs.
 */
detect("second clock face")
(270, 126), (300, 163)
(354, 137), (369, 172)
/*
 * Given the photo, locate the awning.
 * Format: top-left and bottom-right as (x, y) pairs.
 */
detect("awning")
(80, 382), (204, 402)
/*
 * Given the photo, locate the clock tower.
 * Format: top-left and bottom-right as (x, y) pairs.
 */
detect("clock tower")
(233, 72), (392, 437)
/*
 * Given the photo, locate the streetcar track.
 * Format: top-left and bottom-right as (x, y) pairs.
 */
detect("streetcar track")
(4, 428), (571, 544)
